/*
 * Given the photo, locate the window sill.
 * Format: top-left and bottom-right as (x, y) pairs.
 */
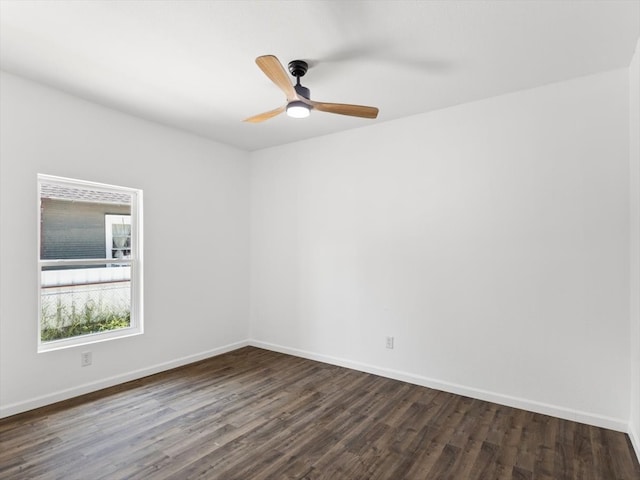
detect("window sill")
(38, 327), (143, 353)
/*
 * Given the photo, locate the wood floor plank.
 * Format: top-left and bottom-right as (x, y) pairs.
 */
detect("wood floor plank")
(0, 346), (638, 480)
(532, 414), (557, 480)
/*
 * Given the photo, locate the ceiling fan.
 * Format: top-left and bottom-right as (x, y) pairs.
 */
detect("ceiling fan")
(243, 55), (379, 123)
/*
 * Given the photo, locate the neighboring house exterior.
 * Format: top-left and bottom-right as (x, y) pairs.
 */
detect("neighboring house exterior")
(40, 198), (130, 261)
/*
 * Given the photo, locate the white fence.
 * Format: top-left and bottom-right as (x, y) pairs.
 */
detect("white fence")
(41, 266), (130, 287)
(41, 267), (130, 330)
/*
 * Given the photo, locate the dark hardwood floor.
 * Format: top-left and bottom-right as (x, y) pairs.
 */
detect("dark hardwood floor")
(1, 347), (638, 479)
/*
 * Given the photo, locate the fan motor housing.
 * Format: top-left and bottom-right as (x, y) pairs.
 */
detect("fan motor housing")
(288, 60), (308, 78)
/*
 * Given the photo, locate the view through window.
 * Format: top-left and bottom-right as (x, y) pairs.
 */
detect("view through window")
(38, 174), (143, 351)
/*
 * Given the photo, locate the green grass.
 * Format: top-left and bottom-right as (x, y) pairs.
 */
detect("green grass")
(41, 296), (130, 342)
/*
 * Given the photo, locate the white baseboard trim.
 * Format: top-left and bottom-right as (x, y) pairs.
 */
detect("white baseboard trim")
(249, 340), (629, 433)
(0, 340), (249, 419)
(1, 338), (630, 436)
(630, 424), (640, 464)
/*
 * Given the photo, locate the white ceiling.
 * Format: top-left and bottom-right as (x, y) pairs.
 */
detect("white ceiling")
(1, 0), (638, 152)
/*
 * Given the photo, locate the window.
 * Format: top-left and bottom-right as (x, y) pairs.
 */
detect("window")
(38, 174), (143, 351)
(105, 214), (131, 264)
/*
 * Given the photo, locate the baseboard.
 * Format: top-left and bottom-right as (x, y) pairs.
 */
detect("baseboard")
(0, 340), (249, 419)
(249, 340), (629, 433)
(1, 338), (630, 435)
(630, 423), (640, 464)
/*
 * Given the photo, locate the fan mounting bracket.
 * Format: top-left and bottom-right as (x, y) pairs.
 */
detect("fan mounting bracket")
(288, 60), (309, 78)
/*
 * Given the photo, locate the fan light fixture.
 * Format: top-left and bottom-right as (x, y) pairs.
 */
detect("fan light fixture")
(286, 101), (310, 118)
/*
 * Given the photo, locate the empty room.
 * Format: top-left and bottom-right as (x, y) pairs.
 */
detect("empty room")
(1, 1), (639, 478)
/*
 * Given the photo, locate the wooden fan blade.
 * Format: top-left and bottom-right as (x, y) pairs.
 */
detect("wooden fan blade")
(309, 101), (379, 119)
(256, 55), (297, 100)
(243, 105), (286, 123)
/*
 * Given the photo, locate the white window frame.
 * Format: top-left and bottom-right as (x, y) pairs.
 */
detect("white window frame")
(37, 174), (144, 352)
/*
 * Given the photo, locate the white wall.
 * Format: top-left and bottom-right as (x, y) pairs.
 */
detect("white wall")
(250, 69), (631, 430)
(0, 72), (250, 416)
(630, 36), (640, 459)
(1, 60), (635, 438)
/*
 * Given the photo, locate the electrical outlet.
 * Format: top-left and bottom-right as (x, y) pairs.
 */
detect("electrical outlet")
(81, 351), (92, 367)
(386, 336), (394, 349)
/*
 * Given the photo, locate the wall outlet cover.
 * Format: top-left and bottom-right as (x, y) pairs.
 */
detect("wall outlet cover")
(81, 351), (92, 367)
